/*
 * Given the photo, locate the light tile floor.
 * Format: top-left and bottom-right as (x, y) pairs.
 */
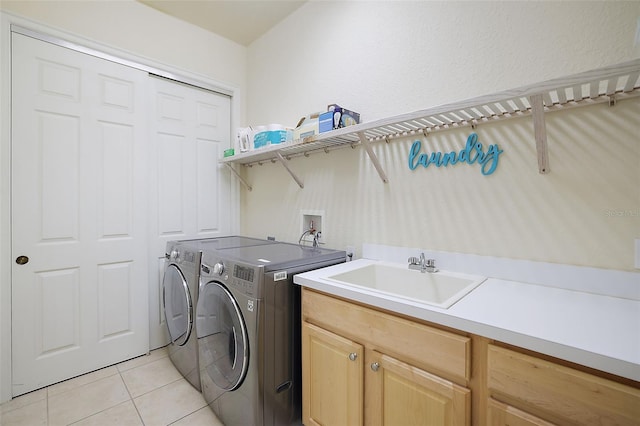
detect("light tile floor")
(0, 347), (224, 426)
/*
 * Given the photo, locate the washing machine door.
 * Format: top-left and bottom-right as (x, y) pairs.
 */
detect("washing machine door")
(162, 264), (193, 346)
(197, 281), (249, 391)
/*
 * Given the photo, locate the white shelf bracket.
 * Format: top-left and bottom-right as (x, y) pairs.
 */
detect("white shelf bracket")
(276, 152), (304, 189)
(224, 163), (252, 191)
(529, 94), (550, 174)
(357, 131), (389, 183)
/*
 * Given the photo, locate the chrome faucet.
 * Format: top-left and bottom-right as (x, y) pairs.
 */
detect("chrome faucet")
(408, 253), (437, 273)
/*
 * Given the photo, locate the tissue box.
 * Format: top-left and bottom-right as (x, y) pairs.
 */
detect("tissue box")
(319, 104), (360, 133)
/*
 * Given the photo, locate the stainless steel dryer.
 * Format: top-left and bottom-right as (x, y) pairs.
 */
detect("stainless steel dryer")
(163, 236), (278, 391)
(197, 242), (345, 426)
(162, 241), (202, 390)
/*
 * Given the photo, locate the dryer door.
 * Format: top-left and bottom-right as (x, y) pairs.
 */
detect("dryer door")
(197, 281), (249, 391)
(162, 264), (193, 346)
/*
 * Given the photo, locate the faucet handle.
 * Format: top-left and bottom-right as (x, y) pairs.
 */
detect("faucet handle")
(408, 256), (420, 265)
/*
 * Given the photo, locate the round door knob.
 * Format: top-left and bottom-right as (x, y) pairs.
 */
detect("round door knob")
(213, 262), (225, 276)
(371, 362), (380, 372)
(348, 353), (357, 361)
(15, 255), (29, 265)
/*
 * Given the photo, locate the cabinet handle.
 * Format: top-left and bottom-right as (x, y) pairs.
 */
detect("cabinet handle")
(348, 353), (357, 361)
(371, 362), (380, 372)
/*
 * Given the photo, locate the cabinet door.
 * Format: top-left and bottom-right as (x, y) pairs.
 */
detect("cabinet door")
(488, 398), (556, 426)
(302, 322), (363, 426)
(366, 350), (470, 426)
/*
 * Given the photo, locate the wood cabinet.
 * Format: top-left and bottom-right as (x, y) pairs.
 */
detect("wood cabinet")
(487, 399), (555, 426)
(302, 288), (471, 426)
(301, 288), (640, 426)
(302, 322), (363, 426)
(366, 349), (470, 426)
(487, 345), (640, 425)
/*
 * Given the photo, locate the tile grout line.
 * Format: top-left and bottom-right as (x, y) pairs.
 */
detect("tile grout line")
(51, 374), (131, 426)
(0, 388), (48, 418)
(164, 387), (210, 426)
(54, 356), (158, 425)
(66, 353), (169, 426)
(166, 404), (207, 426)
(1, 349), (175, 426)
(131, 376), (209, 425)
(119, 369), (146, 426)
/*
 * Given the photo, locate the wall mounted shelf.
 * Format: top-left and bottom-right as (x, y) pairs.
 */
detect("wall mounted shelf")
(222, 59), (640, 189)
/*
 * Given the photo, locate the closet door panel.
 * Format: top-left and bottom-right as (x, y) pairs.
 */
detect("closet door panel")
(11, 33), (149, 396)
(148, 76), (232, 349)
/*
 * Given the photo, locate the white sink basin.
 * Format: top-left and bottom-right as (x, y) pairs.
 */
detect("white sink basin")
(326, 262), (486, 309)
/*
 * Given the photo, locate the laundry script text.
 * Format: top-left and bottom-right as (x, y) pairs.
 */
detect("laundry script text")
(408, 133), (503, 176)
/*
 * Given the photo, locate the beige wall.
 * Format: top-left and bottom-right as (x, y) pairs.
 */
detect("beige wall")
(243, 1), (640, 271)
(247, 1), (640, 125)
(1, 0), (247, 91)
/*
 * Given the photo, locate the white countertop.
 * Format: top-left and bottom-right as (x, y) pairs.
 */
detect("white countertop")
(294, 258), (640, 381)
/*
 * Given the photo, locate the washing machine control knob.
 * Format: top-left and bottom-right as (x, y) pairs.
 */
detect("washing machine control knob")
(170, 249), (180, 262)
(213, 262), (225, 276)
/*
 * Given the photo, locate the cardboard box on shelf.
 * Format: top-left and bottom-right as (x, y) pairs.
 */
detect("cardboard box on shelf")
(293, 112), (321, 141)
(319, 104), (360, 133)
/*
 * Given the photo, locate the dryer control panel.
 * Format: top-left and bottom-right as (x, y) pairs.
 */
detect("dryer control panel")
(166, 243), (200, 269)
(201, 258), (261, 299)
(233, 264), (255, 282)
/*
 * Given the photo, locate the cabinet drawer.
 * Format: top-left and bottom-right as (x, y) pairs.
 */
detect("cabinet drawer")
(488, 398), (555, 426)
(302, 288), (470, 384)
(488, 345), (640, 425)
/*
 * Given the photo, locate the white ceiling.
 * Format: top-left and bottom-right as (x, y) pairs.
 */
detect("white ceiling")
(138, 0), (307, 46)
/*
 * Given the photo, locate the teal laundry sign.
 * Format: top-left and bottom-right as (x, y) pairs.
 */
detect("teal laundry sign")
(408, 133), (503, 175)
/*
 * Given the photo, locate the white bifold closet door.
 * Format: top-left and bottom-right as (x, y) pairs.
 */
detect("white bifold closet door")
(11, 33), (150, 396)
(147, 76), (232, 350)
